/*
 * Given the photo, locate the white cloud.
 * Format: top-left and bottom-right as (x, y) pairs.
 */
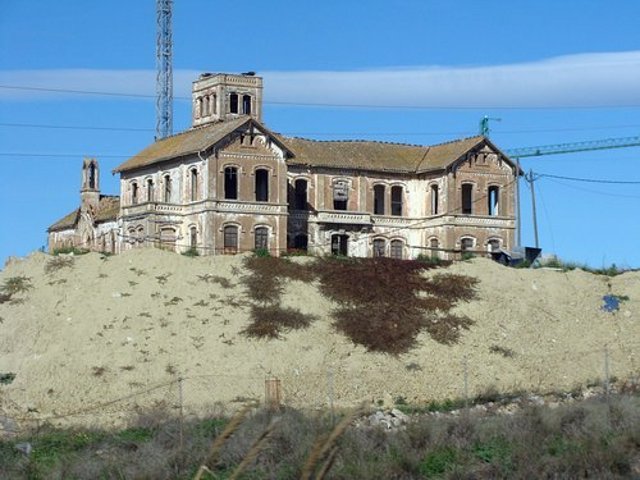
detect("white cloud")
(1, 51), (640, 107)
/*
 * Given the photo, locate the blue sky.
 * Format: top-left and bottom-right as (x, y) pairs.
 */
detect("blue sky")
(1, 0), (639, 267)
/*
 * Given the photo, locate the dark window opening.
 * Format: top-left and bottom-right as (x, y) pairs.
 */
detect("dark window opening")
(461, 238), (474, 252)
(146, 179), (154, 202)
(373, 185), (385, 215)
(212, 94), (217, 114)
(88, 163), (96, 189)
(430, 185), (439, 215)
(224, 225), (238, 254)
(333, 181), (348, 210)
(488, 186), (499, 216)
(190, 227), (197, 248)
(390, 240), (403, 259)
(391, 186), (403, 216)
(294, 234), (308, 251)
(373, 239), (386, 257)
(461, 184), (473, 214)
(224, 167), (238, 200)
(163, 175), (171, 202)
(131, 182), (138, 205)
(255, 227), (268, 250)
(242, 95), (252, 115)
(331, 234), (348, 256)
(294, 179), (308, 210)
(203, 96), (209, 116)
(229, 93), (238, 114)
(255, 169), (269, 202)
(190, 170), (198, 201)
(488, 239), (500, 252)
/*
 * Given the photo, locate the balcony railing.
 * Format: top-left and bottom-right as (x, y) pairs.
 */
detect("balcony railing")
(314, 210), (372, 225)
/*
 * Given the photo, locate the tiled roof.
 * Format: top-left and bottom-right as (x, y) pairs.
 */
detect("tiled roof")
(48, 195), (120, 232)
(113, 117), (271, 173)
(280, 135), (487, 174)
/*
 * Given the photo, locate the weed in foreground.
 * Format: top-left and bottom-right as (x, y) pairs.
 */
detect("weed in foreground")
(45, 256), (74, 274)
(0, 276), (32, 298)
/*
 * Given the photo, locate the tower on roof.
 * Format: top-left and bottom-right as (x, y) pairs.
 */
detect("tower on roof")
(80, 158), (100, 213)
(192, 72), (263, 128)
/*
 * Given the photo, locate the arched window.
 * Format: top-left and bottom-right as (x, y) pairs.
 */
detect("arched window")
(255, 227), (269, 250)
(488, 238), (501, 252)
(255, 169), (269, 202)
(196, 97), (202, 118)
(202, 96), (209, 116)
(160, 227), (176, 251)
(294, 179), (308, 210)
(461, 237), (474, 252)
(190, 169), (198, 201)
(224, 167), (238, 200)
(163, 175), (172, 202)
(373, 185), (385, 215)
(430, 185), (439, 215)
(223, 225), (239, 254)
(390, 240), (403, 259)
(229, 93), (239, 114)
(488, 186), (500, 216)
(190, 227), (197, 248)
(373, 238), (386, 257)
(461, 183), (473, 214)
(131, 182), (139, 205)
(88, 163), (96, 189)
(211, 94), (217, 114)
(242, 95), (252, 115)
(430, 238), (440, 259)
(146, 179), (154, 202)
(391, 186), (403, 216)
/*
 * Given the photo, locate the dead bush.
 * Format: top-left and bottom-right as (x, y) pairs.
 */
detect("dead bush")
(242, 304), (317, 339)
(45, 256), (74, 274)
(0, 276), (33, 296)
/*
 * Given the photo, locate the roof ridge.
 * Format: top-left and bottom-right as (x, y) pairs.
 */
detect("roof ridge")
(284, 136), (422, 147)
(427, 134), (484, 148)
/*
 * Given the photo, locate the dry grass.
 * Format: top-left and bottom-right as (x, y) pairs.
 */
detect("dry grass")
(45, 256), (74, 274)
(242, 305), (317, 339)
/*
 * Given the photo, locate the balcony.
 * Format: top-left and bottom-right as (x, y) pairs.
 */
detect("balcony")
(121, 202), (184, 217)
(314, 210), (372, 225)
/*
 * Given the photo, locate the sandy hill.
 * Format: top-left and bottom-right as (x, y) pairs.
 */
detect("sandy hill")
(0, 250), (638, 430)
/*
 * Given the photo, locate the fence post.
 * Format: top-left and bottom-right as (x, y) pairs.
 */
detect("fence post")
(327, 368), (335, 426)
(604, 346), (610, 396)
(178, 377), (184, 452)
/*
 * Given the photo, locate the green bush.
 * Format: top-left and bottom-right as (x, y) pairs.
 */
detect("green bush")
(181, 247), (200, 257)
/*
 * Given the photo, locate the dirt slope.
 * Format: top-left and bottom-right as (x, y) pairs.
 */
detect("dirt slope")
(0, 250), (638, 429)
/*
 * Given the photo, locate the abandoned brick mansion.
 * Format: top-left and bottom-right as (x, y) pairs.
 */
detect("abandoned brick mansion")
(48, 72), (519, 259)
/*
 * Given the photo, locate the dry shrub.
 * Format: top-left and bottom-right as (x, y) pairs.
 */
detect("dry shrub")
(242, 305), (316, 339)
(45, 256), (74, 274)
(312, 257), (477, 354)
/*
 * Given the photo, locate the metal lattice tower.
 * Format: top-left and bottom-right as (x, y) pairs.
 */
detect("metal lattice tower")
(156, 0), (173, 140)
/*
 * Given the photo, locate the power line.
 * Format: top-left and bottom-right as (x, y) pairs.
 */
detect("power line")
(537, 172), (640, 185)
(542, 177), (640, 199)
(0, 122), (154, 133)
(3, 84), (640, 110)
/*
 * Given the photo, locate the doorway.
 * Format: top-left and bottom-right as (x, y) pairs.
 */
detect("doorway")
(331, 234), (349, 256)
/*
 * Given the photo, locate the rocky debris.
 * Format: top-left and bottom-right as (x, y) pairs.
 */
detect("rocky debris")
(358, 408), (410, 430)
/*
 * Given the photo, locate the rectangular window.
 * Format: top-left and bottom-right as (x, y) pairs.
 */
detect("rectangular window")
(255, 227), (268, 250)
(391, 186), (403, 216)
(461, 184), (473, 214)
(373, 185), (385, 215)
(255, 169), (269, 202)
(190, 170), (198, 202)
(333, 181), (348, 210)
(163, 176), (171, 203)
(224, 167), (238, 200)
(224, 226), (238, 254)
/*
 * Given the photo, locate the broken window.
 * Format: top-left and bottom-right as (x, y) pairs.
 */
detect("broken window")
(163, 175), (171, 202)
(373, 238), (386, 257)
(373, 185), (385, 215)
(331, 234), (348, 256)
(229, 93), (238, 114)
(224, 225), (239, 254)
(131, 182), (139, 205)
(255, 169), (269, 202)
(202, 96), (209, 116)
(430, 238), (439, 259)
(255, 227), (268, 250)
(488, 186), (499, 216)
(146, 179), (154, 202)
(190, 227), (197, 248)
(224, 167), (238, 200)
(430, 185), (439, 215)
(461, 183), (473, 214)
(294, 179), (308, 210)
(488, 239), (501, 252)
(190, 169), (198, 201)
(391, 186), (403, 216)
(88, 163), (96, 189)
(242, 95), (252, 115)
(390, 240), (403, 259)
(461, 237), (474, 252)
(333, 181), (348, 210)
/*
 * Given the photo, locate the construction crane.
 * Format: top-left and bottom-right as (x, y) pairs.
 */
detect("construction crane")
(500, 134), (640, 249)
(156, 0), (173, 140)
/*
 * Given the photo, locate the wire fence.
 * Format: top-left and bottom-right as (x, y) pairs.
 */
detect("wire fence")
(2, 341), (638, 440)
